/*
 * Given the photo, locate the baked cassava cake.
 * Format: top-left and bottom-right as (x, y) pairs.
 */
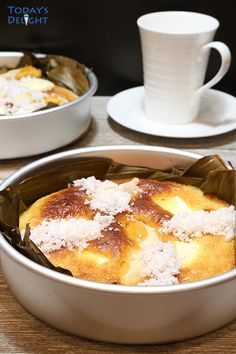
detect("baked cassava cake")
(0, 65), (78, 115)
(20, 177), (236, 286)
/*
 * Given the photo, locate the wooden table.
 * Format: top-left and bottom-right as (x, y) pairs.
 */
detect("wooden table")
(0, 97), (235, 353)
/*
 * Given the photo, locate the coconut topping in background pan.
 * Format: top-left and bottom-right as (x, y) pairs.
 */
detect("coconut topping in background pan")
(0, 53), (90, 116)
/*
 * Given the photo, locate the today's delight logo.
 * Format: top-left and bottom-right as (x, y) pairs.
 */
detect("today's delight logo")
(7, 6), (48, 25)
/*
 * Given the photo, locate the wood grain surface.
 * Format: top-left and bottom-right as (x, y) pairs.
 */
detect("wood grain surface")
(0, 97), (236, 353)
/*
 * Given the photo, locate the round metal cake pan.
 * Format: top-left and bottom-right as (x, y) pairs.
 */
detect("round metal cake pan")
(0, 145), (236, 344)
(0, 52), (98, 159)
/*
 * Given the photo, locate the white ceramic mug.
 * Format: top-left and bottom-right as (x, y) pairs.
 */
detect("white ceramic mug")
(137, 11), (231, 124)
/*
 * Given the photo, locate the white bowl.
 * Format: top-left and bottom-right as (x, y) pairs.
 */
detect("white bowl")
(0, 52), (98, 159)
(0, 145), (235, 344)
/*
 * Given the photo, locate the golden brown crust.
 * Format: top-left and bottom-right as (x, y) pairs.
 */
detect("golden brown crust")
(16, 65), (42, 79)
(44, 85), (78, 106)
(176, 235), (235, 283)
(41, 187), (94, 220)
(53, 85), (78, 101)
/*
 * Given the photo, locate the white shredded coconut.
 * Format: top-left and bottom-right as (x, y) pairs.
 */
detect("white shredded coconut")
(138, 237), (181, 286)
(29, 213), (114, 254)
(89, 189), (131, 215)
(73, 176), (140, 215)
(0, 76), (47, 115)
(27, 177), (140, 254)
(74, 176), (116, 194)
(160, 206), (236, 241)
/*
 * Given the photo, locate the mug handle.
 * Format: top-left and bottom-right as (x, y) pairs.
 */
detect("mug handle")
(194, 41), (231, 100)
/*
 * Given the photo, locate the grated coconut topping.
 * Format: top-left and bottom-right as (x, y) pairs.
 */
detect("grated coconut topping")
(138, 237), (181, 286)
(73, 176), (140, 215)
(29, 178), (140, 253)
(29, 213), (114, 254)
(0, 77), (48, 115)
(160, 206), (236, 241)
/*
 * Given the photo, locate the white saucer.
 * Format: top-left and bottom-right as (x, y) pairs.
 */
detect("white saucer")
(107, 86), (236, 138)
